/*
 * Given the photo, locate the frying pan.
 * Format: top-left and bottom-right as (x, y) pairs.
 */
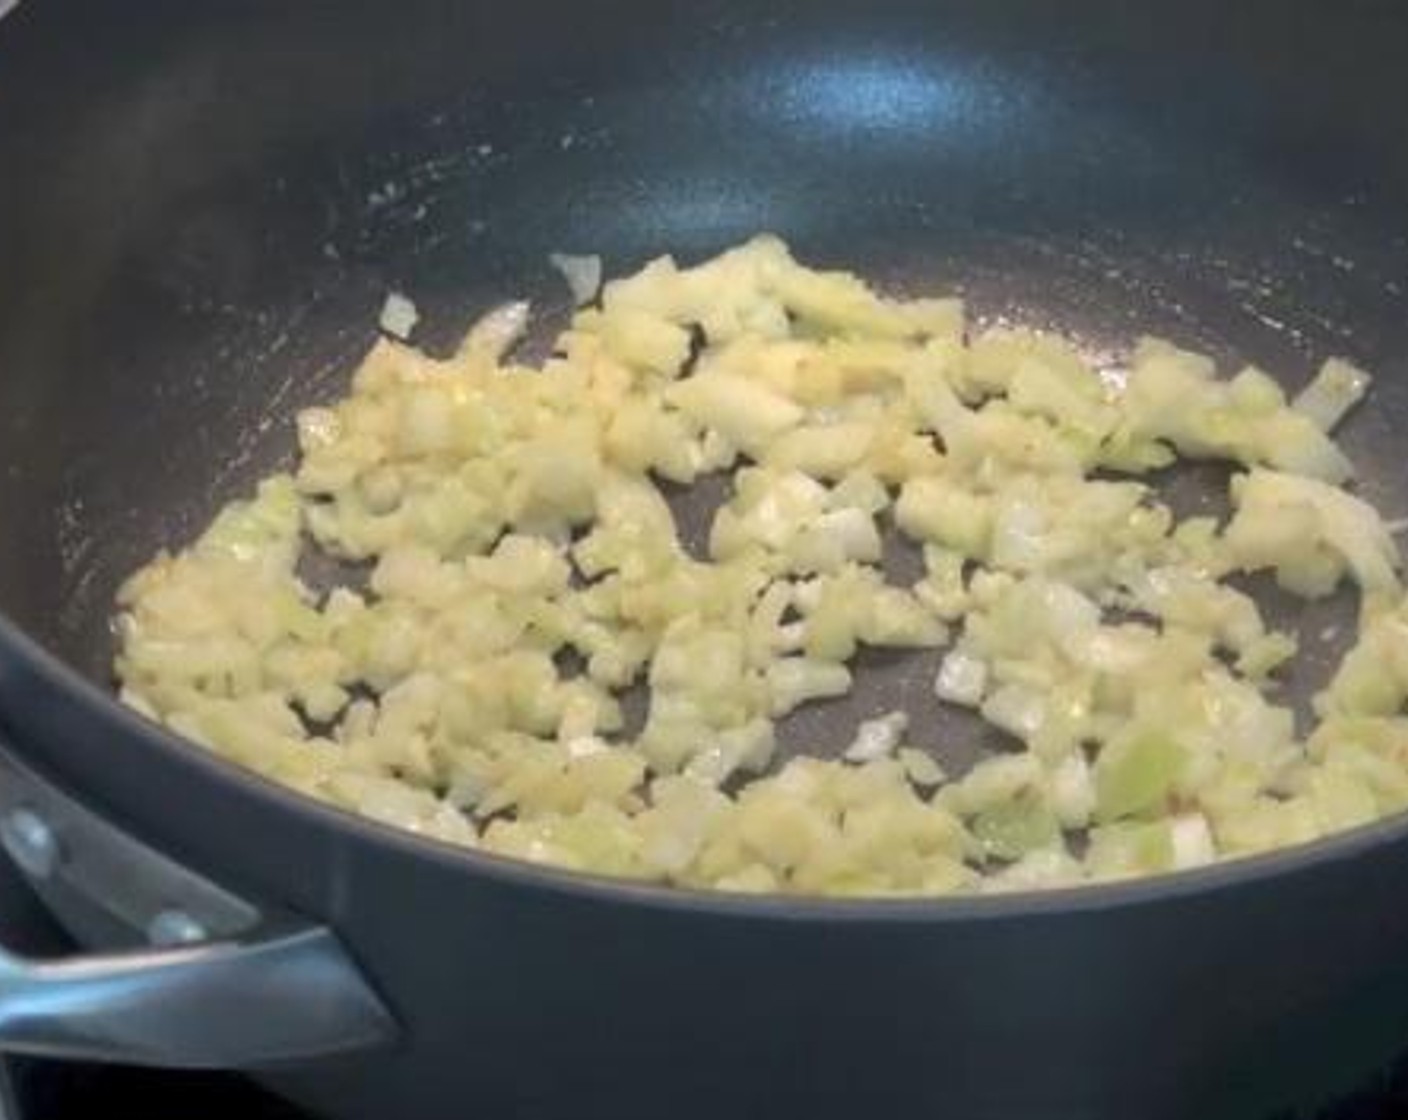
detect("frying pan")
(1, 1), (1408, 1117)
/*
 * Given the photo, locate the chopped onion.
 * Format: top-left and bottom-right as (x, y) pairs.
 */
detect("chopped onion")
(767, 657), (853, 716)
(1050, 753), (1096, 829)
(935, 650), (988, 707)
(549, 252), (603, 307)
(843, 711), (909, 762)
(378, 291), (419, 340)
(898, 747), (946, 787)
(1292, 358), (1371, 432)
(115, 233), (1401, 899)
(460, 300), (530, 359)
(1169, 813), (1216, 869)
(1225, 469), (1400, 595)
(981, 685), (1048, 744)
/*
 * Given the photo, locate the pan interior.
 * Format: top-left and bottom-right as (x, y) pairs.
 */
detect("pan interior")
(0, 0), (1406, 776)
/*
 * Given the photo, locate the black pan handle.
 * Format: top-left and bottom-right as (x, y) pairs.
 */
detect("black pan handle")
(0, 925), (394, 1067)
(0, 744), (396, 1068)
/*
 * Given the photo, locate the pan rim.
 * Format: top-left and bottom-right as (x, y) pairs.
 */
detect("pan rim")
(3, 609), (1404, 924)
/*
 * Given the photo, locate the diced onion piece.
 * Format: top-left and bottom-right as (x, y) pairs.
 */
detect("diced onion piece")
(935, 650), (988, 707)
(684, 720), (776, 786)
(1094, 732), (1186, 823)
(549, 252), (604, 306)
(980, 684), (1047, 744)
(297, 407), (341, 453)
(601, 307), (692, 374)
(379, 292), (420, 340)
(843, 711), (910, 762)
(766, 657), (853, 716)
(1225, 469), (1400, 596)
(767, 423), (875, 479)
(1169, 813), (1216, 869)
(790, 508), (882, 573)
(460, 300), (530, 359)
(898, 747), (946, 787)
(983, 847), (1084, 892)
(668, 373), (804, 455)
(1050, 753), (1096, 829)
(895, 477), (992, 558)
(1292, 358), (1371, 432)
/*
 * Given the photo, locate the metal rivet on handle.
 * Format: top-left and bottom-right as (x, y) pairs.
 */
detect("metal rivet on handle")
(0, 807), (61, 880)
(146, 908), (209, 947)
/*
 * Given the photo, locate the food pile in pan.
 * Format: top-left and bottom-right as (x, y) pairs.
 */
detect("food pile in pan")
(115, 237), (1408, 896)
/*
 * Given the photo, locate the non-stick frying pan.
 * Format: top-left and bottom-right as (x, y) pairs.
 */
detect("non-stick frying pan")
(2, 2), (1408, 1118)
